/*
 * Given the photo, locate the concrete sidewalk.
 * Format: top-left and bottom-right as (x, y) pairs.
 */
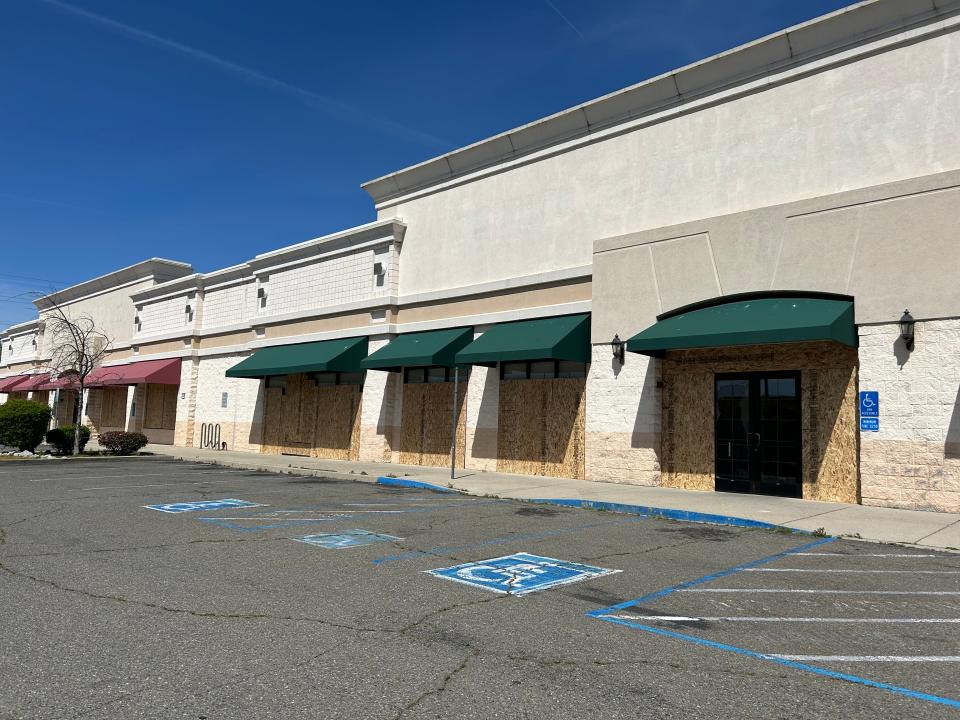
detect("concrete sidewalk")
(145, 444), (960, 552)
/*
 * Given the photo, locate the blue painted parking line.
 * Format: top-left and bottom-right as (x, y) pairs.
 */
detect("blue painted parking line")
(293, 529), (402, 549)
(372, 517), (645, 565)
(428, 552), (620, 596)
(375, 476), (460, 493)
(531, 498), (792, 531)
(145, 498), (262, 514)
(587, 536), (960, 710)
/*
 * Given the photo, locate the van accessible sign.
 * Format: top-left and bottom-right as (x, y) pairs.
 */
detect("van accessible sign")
(859, 391), (879, 432)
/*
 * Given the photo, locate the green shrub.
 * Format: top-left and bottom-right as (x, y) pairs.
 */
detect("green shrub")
(45, 425), (91, 455)
(0, 399), (52, 451)
(99, 431), (148, 456)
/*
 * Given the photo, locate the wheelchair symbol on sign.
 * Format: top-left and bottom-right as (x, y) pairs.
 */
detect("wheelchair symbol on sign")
(861, 396), (875, 408)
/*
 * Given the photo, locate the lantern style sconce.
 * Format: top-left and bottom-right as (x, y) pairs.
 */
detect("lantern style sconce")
(611, 334), (626, 363)
(899, 309), (915, 351)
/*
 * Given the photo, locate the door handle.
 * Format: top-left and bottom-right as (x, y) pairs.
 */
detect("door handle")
(749, 432), (761, 448)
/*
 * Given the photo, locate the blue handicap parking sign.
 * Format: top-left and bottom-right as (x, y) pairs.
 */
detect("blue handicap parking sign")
(428, 552), (620, 596)
(859, 391), (879, 418)
(293, 529), (402, 549)
(145, 498), (262, 514)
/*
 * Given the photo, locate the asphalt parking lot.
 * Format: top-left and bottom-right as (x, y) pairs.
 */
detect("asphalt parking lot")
(1, 457), (957, 719)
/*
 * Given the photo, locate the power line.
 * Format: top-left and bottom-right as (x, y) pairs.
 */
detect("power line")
(0, 271), (67, 285)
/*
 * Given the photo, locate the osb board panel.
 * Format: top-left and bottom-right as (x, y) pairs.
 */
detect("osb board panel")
(399, 384), (424, 465)
(660, 369), (714, 492)
(144, 384), (164, 429)
(660, 341), (859, 503)
(803, 365), (859, 503)
(497, 381), (544, 477)
(311, 385), (362, 461)
(398, 382), (467, 468)
(497, 378), (585, 480)
(260, 387), (283, 454)
(144, 384), (177, 430)
(259, 375), (361, 460)
(101, 387), (127, 428)
(56, 390), (77, 426)
(161, 385), (178, 430)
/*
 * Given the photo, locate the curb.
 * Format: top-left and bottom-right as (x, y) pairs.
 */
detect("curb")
(375, 476), (460, 494)
(527, 498), (804, 532)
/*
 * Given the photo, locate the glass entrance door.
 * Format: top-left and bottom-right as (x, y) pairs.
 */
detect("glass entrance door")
(714, 372), (801, 497)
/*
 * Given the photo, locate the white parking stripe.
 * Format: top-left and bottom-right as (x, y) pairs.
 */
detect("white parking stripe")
(745, 569), (960, 574)
(608, 614), (960, 623)
(683, 589), (960, 595)
(83, 480), (238, 490)
(769, 655), (960, 662)
(790, 553), (940, 558)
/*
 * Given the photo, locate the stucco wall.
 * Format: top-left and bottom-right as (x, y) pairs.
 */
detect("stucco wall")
(464, 362), (498, 472)
(358, 337), (401, 463)
(387, 29), (960, 300)
(592, 171), (960, 342)
(859, 320), (960, 512)
(189, 354), (264, 452)
(584, 345), (660, 485)
(39, 278), (156, 353)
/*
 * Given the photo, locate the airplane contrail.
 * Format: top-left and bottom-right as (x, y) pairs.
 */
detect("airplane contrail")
(33, 0), (453, 150)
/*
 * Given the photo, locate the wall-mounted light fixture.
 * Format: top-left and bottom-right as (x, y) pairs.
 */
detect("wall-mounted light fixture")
(373, 261), (384, 276)
(611, 334), (626, 363)
(899, 309), (915, 351)
(184, 304), (192, 315)
(257, 287), (266, 299)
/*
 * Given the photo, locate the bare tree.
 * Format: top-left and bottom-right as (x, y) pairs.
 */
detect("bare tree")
(37, 300), (112, 455)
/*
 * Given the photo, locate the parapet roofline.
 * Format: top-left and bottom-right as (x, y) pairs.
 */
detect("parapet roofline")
(361, 0), (958, 207)
(33, 258), (193, 310)
(129, 219), (407, 302)
(0, 318), (41, 338)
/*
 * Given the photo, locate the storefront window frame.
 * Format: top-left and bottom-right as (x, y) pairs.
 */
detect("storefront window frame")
(499, 360), (588, 381)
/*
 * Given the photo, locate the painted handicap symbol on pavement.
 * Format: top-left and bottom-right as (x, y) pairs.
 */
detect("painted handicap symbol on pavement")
(293, 529), (402, 549)
(428, 552), (620, 595)
(145, 498), (263, 514)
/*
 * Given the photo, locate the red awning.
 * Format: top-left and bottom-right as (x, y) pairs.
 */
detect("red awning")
(36, 373), (80, 391)
(15, 374), (50, 392)
(0, 374), (32, 392)
(86, 358), (182, 387)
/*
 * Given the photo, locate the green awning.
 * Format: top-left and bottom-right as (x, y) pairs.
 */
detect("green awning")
(225, 336), (368, 378)
(360, 327), (473, 372)
(627, 293), (856, 357)
(455, 313), (591, 367)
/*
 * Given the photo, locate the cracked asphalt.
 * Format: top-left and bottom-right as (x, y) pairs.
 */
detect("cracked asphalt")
(1, 457), (958, 719)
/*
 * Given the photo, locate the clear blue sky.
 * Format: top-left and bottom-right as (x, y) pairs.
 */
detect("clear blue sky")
(0, 0), (851, 327)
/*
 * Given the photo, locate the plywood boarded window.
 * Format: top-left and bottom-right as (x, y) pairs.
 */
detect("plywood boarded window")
(497, 376), (586, 480)
(399, 380), (466, 467)
(261, 373), (361, 460)
(144, 383), (178, 430)
(56, 389), (77, 427)
(100, 387), (128, 428)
